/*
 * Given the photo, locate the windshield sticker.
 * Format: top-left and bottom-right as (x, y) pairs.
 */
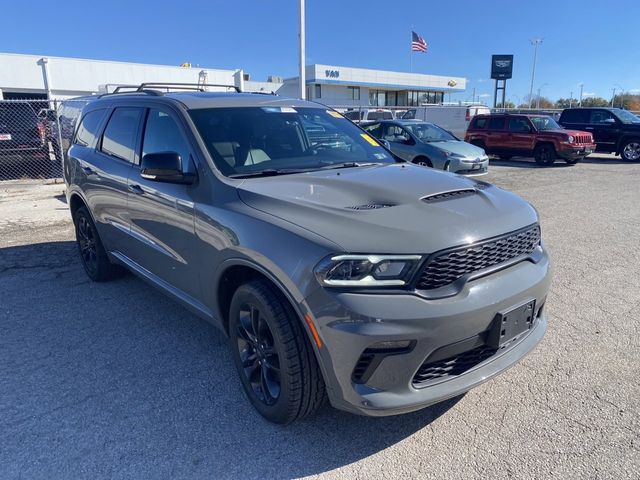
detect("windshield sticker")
(360, 133), (380, 146)
(327, 110), (344, 118)
(373, 153), (388, 160)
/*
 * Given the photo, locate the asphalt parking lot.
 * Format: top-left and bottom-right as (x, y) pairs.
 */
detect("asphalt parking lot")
(1, 155), (639, 480)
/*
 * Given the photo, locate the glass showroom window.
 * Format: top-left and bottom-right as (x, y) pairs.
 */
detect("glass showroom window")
(315, 84), (322, 99)
(348, 86), (360, 100)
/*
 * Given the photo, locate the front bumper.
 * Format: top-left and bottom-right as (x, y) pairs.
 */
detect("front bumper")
(558, 143), (596, 159)
(449, 156), (490, 175)
(303, 248), (551, 416)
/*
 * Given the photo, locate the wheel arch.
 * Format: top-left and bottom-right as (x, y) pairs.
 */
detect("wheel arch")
(412, 155), (433, 168)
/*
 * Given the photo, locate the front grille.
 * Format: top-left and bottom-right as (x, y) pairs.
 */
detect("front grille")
(412, 345), (497, 386)
(574, 134), (592, 145)
(416, 225), (541, 290)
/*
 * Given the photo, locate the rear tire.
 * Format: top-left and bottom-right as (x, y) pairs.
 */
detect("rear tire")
(73, 206), (123, 282)
(534, 144), (556, 166)
(620, 139), (640, 162)
(229, 279), (326, 424)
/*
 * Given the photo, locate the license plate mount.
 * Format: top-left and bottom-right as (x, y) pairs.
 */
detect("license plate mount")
(487, 300), (536, 349)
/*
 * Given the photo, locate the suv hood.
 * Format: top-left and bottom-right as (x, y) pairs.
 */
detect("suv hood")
(237, 163), (538, 254)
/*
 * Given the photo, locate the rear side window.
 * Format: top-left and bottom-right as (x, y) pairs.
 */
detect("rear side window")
(488, 117), (506, 130)
(367, 111), (393, 121)
(74, 109), (106, 147)
(560, 109), (588, 123)
(471, 117), (487, 129)
(100, 107), (143, 162)
(343, 111), (363, 121)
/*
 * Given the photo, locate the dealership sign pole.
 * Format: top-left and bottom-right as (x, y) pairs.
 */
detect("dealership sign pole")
(491, 55), (513, 109)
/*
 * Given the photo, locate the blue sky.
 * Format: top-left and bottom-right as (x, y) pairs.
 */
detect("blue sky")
(2, 0), (638, 103)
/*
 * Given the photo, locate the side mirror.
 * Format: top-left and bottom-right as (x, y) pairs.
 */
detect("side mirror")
(140, 152), (196, 184)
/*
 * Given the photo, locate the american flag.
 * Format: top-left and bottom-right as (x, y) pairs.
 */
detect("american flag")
(411, 31), (428, 52)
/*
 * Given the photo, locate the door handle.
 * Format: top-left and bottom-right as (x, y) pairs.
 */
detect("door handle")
(128, 184), (145, 195)
(81, 166), (94, 175)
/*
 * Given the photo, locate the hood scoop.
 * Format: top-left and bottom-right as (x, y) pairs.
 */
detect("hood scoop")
(421, 188), (477, 204)
(345, 203), (395, 211)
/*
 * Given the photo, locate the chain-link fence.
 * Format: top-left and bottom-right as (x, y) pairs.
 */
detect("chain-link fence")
(0, 98), (90, 183)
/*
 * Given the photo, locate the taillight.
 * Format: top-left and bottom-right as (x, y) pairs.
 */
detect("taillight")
(465, 108), (471, 121)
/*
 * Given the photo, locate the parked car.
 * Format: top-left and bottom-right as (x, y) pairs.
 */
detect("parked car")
(401, 104), (491, 139)
(65, 85), (551, 424)
(558, 107), (640, 161)
(0, 101), (48, 173)
(343, 108), (394, 123)
(465, 113), (595, 166)
(362, 119), (489, 175)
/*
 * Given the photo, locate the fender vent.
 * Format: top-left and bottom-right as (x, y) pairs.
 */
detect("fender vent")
(345, 203), (395, 210)
(422, 189), (477, 203)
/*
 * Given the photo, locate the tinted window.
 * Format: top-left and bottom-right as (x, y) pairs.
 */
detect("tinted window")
(101, 108), (143, 162)
(488, 117), (506, 130)
(74, 109), (106, 147)
(560, 109), (589, 123)
(343, 111), (363, 121)
(401, 109), (416, 119)
(362, 123), (383, 138)
(508, 117), (532, 132)
(142, 110), (190, 167)
(367, 111), (393, 120)
(589, 110), (616, 124)
(472, 117), (487, 129)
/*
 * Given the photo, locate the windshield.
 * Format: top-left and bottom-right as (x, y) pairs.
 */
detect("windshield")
(613, 108), (640, 124)
(189, 107), (394, 177)
(530, 116), (561, 130)
(403, 122), (457, 142)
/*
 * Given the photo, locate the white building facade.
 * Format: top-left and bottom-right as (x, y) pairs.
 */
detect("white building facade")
(0, 53), (465, 106)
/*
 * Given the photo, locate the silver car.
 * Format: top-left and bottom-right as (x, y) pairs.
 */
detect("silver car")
(363, 119), (489, 175)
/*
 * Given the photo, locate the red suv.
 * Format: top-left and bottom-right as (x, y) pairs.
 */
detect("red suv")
(465, 114), (595, 165)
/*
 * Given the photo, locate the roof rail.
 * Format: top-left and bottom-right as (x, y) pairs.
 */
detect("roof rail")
(138, 82), (241, 93)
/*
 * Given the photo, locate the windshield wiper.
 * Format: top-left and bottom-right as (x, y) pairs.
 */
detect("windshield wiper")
(317, 162), (383, 171)
(228, 168), (306, 179)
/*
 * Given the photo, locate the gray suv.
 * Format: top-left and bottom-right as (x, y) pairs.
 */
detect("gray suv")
(64, 84), (551, 424)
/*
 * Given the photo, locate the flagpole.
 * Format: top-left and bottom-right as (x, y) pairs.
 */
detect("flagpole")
(409, 28), (413, 72)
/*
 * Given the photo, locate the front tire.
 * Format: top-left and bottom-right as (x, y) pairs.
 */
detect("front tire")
(229, 279), (326, 424)
(412, 156), (433, 168)
(534, 144), (556, 166)
(621, 139), (640, 162)
(73, 206), (123, 281)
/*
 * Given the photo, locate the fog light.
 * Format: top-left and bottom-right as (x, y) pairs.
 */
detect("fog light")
(368, 340), (414, 352)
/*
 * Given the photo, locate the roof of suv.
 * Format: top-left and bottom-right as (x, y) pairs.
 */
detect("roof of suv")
(90, 91), (323, 110)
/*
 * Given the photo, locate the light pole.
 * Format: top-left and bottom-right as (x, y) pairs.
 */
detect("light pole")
(613, 84), (624, 108)
(298, 0), (305, 99)
(578, 83), (584, 107)
(569, 91), (573, 108)
(536, 83), (548, 109)
(528, 38), (543, 108)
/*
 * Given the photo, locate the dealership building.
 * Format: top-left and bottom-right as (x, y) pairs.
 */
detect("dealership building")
(0, 52), (466, 106)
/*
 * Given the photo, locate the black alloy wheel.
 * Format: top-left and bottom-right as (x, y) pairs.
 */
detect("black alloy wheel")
(534, 144), (556, 166)
(235, 303), (281, 405)
(77, 214), (98, 276)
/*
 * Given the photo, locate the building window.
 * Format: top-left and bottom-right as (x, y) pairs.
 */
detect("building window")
(315, 84), (321, 99)
(348, 86), (360, 100)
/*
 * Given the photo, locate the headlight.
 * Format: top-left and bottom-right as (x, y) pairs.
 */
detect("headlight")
(567, 135), (575, 143)
(315, 254), (422, 287)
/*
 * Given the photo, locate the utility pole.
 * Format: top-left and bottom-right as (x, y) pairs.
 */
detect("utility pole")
(579, 83), (584, 107)
(611, 87), (616, 107)
(472, 87), (476, 103)
(569, 91), (573, 108)
(528, 38), (543, 108)
(298, 0), (305, 99)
